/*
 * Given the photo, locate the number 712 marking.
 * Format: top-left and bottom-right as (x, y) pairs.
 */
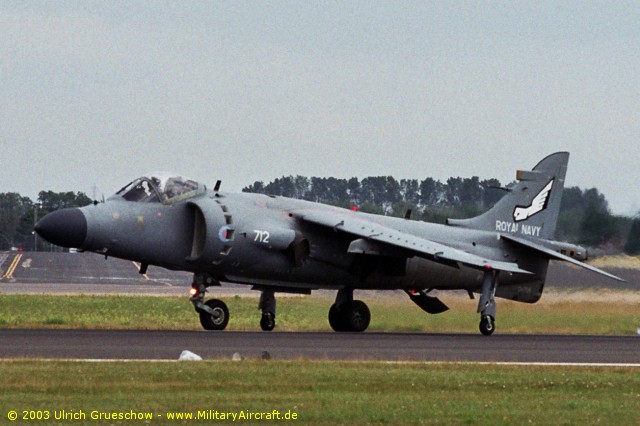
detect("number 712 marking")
(253, 230), (270, 244)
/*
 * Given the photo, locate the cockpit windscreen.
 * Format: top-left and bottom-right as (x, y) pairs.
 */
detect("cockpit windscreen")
(116, 173), (204, 204)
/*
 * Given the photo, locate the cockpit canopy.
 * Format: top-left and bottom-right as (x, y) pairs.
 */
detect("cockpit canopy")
(116, 173), (206, 204)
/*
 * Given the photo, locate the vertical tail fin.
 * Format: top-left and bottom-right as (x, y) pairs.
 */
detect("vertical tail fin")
(447, 152), (569, 240)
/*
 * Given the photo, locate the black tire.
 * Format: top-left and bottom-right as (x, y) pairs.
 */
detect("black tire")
(260, 312), (276, 331)
(199, 299), (229, 331)
(342, 300), (371, 332)
(479, 315), (495, 336)
(328, 303), (347, 332)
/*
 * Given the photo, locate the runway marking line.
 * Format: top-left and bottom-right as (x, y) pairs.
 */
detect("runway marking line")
(2, 253), (23, 280)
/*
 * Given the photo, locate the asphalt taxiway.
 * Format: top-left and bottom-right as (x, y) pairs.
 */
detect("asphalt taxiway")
(1, 252), (638, 364)
(1, 329), (638, 364)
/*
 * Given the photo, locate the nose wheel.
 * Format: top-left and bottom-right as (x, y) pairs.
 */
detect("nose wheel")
(190, 278), (230, 331)
(198, 299), (230, 331)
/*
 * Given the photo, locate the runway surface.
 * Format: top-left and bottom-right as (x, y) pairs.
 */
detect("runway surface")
(1, 329), (638, 363)
(2, 252), (638, 364)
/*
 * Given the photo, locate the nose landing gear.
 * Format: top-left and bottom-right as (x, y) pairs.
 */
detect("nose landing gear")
(198, 299), (230, 330)
(190, 283), (230, 331)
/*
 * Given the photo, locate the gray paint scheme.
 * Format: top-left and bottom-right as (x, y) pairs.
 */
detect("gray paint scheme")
(35, 152), (622, 334)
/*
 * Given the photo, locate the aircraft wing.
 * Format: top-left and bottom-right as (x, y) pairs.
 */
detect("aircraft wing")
(500, 234), (625, 282)
(293, 210), (532, 275)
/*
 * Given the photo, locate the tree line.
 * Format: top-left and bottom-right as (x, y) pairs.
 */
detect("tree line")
(1, 175), (639, 255)
(244, 175), (639, 254)
(0, 191), (91, 251)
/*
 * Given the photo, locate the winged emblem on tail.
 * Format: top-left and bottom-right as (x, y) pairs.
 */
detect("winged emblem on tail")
(513, 180), (553, 222)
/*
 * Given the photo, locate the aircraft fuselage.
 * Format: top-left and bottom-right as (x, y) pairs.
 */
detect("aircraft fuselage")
(74, 191), (547, 302)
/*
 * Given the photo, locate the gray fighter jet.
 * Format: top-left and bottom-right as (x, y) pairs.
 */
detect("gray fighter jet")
(35, 152), (622, 335)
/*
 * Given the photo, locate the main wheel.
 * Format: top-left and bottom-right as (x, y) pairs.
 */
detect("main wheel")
(342, 300), (371, 332)
(199, 299), (229, 330)
(328, 303), (347, 332)
(260, 312), (276, 331)
(479, 315), (495, 336)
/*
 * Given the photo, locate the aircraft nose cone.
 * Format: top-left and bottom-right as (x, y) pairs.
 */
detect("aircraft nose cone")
(35, 208), (88, 248)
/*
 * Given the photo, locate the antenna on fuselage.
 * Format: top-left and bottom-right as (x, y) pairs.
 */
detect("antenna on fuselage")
(214, 180), (222, 192)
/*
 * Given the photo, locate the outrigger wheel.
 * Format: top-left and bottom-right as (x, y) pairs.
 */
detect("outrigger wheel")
(479, 315), (495, 336)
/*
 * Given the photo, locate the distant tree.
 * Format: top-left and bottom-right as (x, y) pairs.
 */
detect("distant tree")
(325, 177), (350, 206)
(310, 177), (349, 205)
(264, 176), (295, 197)
(292, 176), (311, 199)
(242, 181), (266, 194)
(37, 191), (92, 213)
(479, 178), (504, 209)
(418, 178), (443, 207)
(459, 176), (482, 208)
(624, 217), (640, 255)
(560, 186), (585, 212)
(347, 177), (361, 205)
(0, 193), (34, 249)
(445, 177), (462, 207)
(360, 177), (400, 213)
(578, 188), (617, 246)
(399, 179), (420, 206)
(382, 177), (402, 214)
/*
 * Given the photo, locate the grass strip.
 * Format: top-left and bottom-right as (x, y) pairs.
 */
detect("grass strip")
(0, 294), (638, 334)
(0, 360), (638, 425)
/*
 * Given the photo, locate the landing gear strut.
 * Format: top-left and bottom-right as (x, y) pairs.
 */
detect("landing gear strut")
(190, 274), (229, 331)
(259, 289), (276, 331)
(328, 288), (371, 332)
(477, 269), (498, 336)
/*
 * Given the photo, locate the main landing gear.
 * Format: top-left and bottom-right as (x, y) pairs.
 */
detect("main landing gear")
(328, 288), (371, 332)
(258, 289), (276, 331)
(477, 269), (498, 336)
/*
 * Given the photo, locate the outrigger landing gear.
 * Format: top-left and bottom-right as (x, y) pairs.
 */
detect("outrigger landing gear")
(190, 274), (229, 331)
(259, 289), (276, 331)
(328, 288), (371, 332)
(477, 269), (498, 336)
(479, 315), (495, 336)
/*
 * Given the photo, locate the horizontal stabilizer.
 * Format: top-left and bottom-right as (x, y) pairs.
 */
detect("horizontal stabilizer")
(500, 234), (625, 282)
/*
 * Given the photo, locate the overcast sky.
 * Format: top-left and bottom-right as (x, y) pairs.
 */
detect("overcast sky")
(1, 1), (639, 214)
